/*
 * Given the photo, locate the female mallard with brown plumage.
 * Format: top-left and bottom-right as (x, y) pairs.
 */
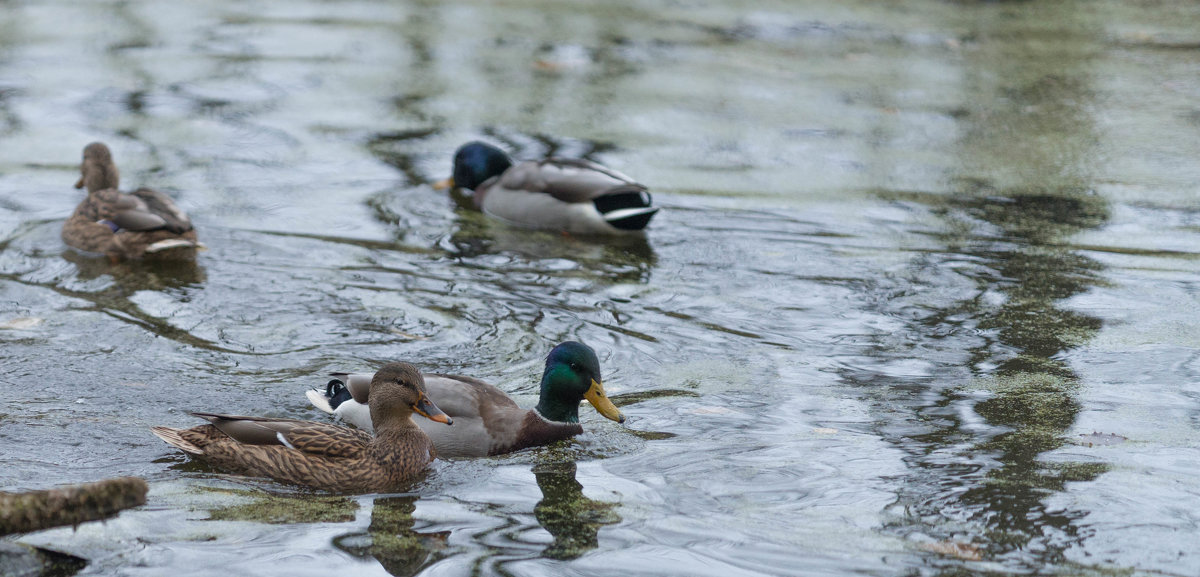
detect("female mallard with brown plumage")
(307, 342), (626, 458)
(437, 141), (658, 234)
(152, 363), (452, 493)
(62, 142), (202, 260)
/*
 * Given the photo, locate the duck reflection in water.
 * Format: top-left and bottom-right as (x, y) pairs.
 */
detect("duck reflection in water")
(333, 496), (450, 577)
(533, 461), (621, 560)
(444, 207), (657, 284)
(62, 248), (206, 291)
(53, 249), (209, 348)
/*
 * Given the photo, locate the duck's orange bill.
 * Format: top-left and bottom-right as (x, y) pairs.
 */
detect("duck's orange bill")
(432, 177), (454, 191)
(415, 394), (453, 425)
(584, 379), (625, 424)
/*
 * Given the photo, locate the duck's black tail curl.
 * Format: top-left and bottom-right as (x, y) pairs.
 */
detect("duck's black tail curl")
(594, 189), (659, 231)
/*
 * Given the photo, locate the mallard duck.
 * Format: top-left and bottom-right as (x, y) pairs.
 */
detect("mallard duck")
(436, 141), (658, 234)
(152, 363), (452, 493)
(62, 142), (202, 260)
(306, 342), (626, 457)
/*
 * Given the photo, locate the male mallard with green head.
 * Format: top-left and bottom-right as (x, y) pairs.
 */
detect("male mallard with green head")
(153, 363), (452, 493)
(437, 141), (658, 234)
(307, 342), (626, 457)
(63, 142), (202, 260)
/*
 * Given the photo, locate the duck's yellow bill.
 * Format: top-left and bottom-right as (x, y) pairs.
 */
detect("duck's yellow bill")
(432, 177), (454, 191)
(414, 394), (453, 425)
(584, 379), (625, 424)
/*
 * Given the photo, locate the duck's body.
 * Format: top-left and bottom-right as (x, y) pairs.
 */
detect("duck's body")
(310, 373), (594, 457)
(443, 142), (658, 234)
(63, 142), (202, 260)
(307, 342), (626, 457)
(153, 363), (451, 493)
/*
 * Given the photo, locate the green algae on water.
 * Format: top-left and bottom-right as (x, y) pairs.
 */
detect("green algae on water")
(197, 487), (359, 525)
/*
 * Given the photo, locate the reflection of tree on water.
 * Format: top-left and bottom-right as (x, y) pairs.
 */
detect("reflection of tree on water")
(936, 8), (1112, 562)
(63, 249), (206, 291)
(861, 5), (1113, 569)
(333, 496), (449, 577)
(0, 244), (218, 350)
(868, 186), (1109, 569)
(445, 218), (657, 287)
(950, 188), (1108, 563)
(532, 461), (620, 560)
(56, 250), (222, 349)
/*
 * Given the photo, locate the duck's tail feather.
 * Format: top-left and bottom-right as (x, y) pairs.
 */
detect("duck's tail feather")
(306, 389), (336, 414)
(150, 426), (204, 455)
(145, 239), (206, 254)
(603, 206), (659, 230)
(594, 189), (658, 231)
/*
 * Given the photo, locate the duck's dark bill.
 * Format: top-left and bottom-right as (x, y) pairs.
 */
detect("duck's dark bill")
(415, 396), (453, 425)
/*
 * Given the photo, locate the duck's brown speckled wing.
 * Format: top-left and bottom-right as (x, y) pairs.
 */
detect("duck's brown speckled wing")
(192, 412), (371, 459)
(69, 188), (115, 222)
(498, 158), (646, 204)
(61, 217), (119, 255)
(281, 424), (373, 459)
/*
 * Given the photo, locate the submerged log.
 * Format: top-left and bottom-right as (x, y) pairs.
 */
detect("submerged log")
(0, 477), (148, 536)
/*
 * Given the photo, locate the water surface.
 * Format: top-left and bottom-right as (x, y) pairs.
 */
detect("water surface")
(2, 1), (1200, 576)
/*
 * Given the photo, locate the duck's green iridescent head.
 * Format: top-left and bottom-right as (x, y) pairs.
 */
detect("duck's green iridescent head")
(451, 141), (514, 190)
(535, 341), (625, 424)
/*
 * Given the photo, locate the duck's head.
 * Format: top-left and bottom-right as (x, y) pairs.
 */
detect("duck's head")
(369, 362), (453, 427)
(535, 341), (625, 424)
(75, 142), (120, 193)
(447, 141), (513, 191)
